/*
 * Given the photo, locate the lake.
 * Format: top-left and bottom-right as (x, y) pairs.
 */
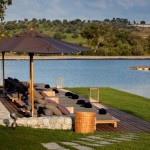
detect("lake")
(1, 59), (150, 98)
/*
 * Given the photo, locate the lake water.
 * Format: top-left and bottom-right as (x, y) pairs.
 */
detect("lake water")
(0, 59), (150, 98)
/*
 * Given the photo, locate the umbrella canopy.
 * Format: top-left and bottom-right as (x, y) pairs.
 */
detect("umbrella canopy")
(0, 30), (90, 53)
(0, 29), (90, 117)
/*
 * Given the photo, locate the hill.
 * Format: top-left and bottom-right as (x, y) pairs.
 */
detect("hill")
(0, 18), (150, 56)
(133, 27), (150, 39)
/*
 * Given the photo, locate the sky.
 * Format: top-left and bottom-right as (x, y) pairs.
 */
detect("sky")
(4, 0), (150, 24)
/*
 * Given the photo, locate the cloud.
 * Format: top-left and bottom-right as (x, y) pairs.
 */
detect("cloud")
(87, 0), (107, 9)
(73, 0), (83, 8)
(4, 0), (150, 23)
(5, 0), (68, 21)
(115, 0), (150, 9)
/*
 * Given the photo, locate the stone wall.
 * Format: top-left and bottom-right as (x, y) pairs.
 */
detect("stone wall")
(16, 116), (72, 130)
(0, 102), (72, 130)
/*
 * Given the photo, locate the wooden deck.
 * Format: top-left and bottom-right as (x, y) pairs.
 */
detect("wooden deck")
(0, 96), (150, 132)
(96, 107), (150, 132)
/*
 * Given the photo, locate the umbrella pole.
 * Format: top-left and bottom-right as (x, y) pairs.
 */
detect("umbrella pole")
(29, 53), (34, 117)
(2, 52), (5, 91)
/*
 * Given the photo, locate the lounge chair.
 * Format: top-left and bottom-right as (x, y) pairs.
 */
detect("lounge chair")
(96, 114), (120, 128)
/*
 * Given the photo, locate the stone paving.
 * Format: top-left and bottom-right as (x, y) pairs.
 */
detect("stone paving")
(42, 142), (69, 150)
(41, 133), (139, 150)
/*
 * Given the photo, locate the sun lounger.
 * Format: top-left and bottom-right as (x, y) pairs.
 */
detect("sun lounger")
(96, 114), (120, 128)
(7, 93), (20, 102)
(7, 93), (26, 107)
(41, 90), (55, 96)
(20, 108), (32, 117)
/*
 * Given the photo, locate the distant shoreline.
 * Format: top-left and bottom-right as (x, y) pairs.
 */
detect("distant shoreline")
(1, 55), (150, 60)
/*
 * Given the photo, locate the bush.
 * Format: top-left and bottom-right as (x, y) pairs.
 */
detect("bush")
(72, 33), (79, 38)
(53, 33), (67, 40)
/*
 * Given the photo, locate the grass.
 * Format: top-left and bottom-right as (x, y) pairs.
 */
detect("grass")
(0, 126), (150, 150)
(66, 87), (150, 122)
(63, 34), (86, 44)
(0, 87), (150, 149)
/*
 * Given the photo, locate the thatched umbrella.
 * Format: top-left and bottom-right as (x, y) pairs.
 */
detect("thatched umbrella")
(0, 29), (90, 116)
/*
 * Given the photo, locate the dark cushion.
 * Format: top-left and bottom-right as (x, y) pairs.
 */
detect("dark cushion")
(14, 78), (20, 82)
(43, 109), (53, 116)
(45, 104), (62, 116)
(99, 108), (107, 114)
(81, 102), (92, 108)
(76, 100), (85, 105)
(57, 105), (70, 115)
(34, 103), (44, 109)
(8, 77), (13, 80)
(65, 92), (73, 96)
(71, 94), (79, 99)
(52, 89), (59, 93)
(37, 107), (44, 115)
(45, 84), (50, 88)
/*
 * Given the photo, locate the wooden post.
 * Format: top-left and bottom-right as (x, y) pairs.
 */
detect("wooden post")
(2, 52), (5, 90)
(29, 53), (34, 117)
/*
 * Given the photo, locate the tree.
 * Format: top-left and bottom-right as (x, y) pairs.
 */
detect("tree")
(147, 35), (150, 54)
(24, 18), (28, 23)
(140, 21), (146, 24)
(63, 19), (68, 24)
(133, 20), (136, 24)
(104, 19), (110, 23)
(0, 0), (12, 21)
(81, 23), (112, 50)
(32, 18), (37, 23)
(53, 32), (66, 40)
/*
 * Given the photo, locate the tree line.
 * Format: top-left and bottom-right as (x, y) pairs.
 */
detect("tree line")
(1, 17), (150, 56)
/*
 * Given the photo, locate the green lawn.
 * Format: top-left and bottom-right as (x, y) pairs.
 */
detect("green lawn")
(0, 87), (150, 150)
(66, 87), (150, 122)
(0, 126), (150, 150)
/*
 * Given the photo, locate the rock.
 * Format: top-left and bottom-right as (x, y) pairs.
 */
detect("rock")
(17, 118), (28, 126)
(55, 123), (62, 129)
(43, 118), (50, 127)
(27, 118), (38, 127)
(65, 117), (72, 125)
(57, 117), (65, 124)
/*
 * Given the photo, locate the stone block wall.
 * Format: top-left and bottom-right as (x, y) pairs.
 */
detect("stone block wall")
(16, 116), (72, 130)
(0, 102), (72, 130)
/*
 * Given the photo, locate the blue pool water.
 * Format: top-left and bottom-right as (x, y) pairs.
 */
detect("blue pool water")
(1, 59), (150, 98)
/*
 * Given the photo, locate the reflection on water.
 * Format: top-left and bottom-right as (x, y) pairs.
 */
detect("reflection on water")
(0, 59), (150, 98)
